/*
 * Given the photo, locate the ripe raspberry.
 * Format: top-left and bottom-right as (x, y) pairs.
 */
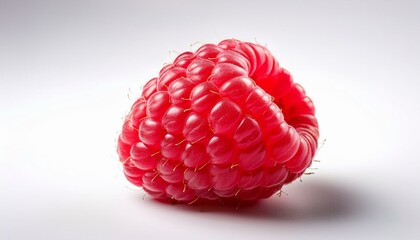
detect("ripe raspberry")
(117, 39), (319, 204)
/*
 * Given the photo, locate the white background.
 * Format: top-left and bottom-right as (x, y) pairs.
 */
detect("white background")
(1, 0), (420, 239)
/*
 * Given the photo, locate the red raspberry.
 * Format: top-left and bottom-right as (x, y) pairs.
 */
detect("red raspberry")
(117, 39), (319, 203)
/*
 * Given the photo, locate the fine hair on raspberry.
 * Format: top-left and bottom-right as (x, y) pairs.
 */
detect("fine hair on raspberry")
(117, 39), (319, 204)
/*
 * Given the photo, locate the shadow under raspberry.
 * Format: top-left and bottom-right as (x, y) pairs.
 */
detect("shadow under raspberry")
(142, 179), (368, 222)
(249, 180), (366, 221)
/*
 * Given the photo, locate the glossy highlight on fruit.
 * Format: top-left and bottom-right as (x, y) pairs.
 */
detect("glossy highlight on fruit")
(117, 39), (319, 203)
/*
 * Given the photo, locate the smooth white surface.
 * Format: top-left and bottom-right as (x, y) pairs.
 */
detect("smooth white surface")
(1, 0), (420, 239)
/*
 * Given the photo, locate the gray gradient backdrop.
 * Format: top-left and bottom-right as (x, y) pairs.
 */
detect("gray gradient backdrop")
(1, 0), (420, 239)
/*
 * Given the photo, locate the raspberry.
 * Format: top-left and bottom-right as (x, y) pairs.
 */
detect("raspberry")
(117, 39), (319, 204)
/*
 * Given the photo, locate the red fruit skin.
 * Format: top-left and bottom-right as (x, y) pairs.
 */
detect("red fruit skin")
(117, 39), (319, 203)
